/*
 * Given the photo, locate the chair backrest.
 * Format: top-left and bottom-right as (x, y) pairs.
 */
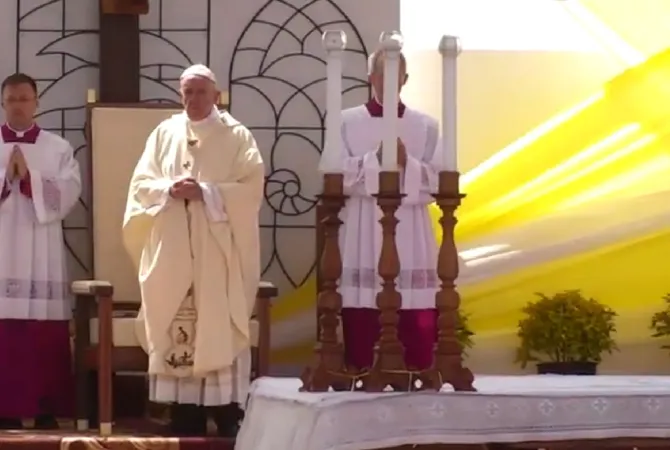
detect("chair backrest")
(87, 102), (228, 302)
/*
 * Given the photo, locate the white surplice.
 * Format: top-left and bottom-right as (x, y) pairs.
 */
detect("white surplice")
(0, 125), (81, 320)
(124, 108), (263, 406)
(338, 105), (440, 309)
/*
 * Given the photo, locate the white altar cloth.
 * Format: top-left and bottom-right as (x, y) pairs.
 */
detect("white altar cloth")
(235, 375), (670, 450)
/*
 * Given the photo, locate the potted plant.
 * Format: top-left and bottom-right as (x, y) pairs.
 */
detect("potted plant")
(650, 293), (670, 349)
(457, 310), (475, 355)
(516, 290), (618, 375)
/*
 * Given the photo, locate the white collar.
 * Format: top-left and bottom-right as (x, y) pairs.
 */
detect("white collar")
(185, 106), (219, 125)
(6, 122), (36, 138)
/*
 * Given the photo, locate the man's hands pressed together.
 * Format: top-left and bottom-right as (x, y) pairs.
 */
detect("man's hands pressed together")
(6, 145), (28, 181)
(169, 177), (203, 201)
(396, 138), (407, 168)
(376, 138), (407, 168)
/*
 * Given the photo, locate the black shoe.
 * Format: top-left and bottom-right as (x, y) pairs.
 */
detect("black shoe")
(0, 418), (22, 430)
(169, 404), (207, 436)
(211, 403), (243, 438)
(34, 414), (59, 430)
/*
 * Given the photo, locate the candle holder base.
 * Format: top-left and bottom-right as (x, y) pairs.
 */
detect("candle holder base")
(300, 349), (360, 392)
(423, 171), (475, 392)
(300, 173), (354, 392)
(362, 170), (410, 392)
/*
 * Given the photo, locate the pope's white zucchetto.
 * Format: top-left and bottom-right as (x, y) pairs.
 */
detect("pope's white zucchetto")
(180, 64), (217, 84)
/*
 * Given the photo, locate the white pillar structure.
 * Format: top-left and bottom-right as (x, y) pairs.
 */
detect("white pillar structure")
(318, 30), (347, 173)
(438, 35), (462, 171)
(380, 31), (404, 171)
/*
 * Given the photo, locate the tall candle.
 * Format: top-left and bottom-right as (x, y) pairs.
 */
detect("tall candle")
(438, 35), (461, 171)
(318, 30), (347, 173)
(380, 31), (404, 171)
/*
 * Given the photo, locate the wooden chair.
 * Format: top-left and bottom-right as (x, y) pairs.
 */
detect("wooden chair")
(76, 101), (277, 435)
(72, 280), (276, 435)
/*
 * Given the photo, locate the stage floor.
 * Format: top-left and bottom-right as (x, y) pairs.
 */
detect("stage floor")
(236, 375), (670, 450)
(0, 421), (235, 450)
(0, 434), (234, 450)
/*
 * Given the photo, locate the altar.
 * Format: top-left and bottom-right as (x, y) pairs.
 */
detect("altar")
(236, 375), (670, 450)
(235, 23), (670, 450)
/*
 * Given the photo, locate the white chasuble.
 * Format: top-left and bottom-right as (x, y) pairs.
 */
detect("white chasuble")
(337, 105), (441, 310)
(0, 125), (81, 320)
(123, 109), (263, 406)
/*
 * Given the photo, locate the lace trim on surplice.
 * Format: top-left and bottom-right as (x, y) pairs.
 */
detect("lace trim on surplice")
(341, 268), (438, 290)
(0, 278), (68, 300)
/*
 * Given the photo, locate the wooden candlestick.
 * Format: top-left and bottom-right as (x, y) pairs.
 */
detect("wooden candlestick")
(363, 170), (409, 392)
(420, 171), (475, 391)
(300, 173), (350, 392)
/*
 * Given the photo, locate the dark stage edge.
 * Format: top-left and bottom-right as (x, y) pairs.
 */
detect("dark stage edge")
(0, 431), (235, 450)
(0, 436), (476, 450)
(0, 419), (235, 450)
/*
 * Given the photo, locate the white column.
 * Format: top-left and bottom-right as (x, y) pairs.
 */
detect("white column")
(380, 31), (404, 171)
(318, 30), (347, 173)
(438, 35), (461, 171)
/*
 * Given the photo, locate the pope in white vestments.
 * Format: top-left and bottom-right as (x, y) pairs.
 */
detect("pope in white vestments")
(123, 64), (263, 437)
(337, 50), (441, 371)
(0, 73), (81, 429)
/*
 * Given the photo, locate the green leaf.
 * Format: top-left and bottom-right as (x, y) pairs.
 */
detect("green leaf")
(516, 290), (618, 366)
(650, 293), (670, 353)
(456, 309), (476, 356)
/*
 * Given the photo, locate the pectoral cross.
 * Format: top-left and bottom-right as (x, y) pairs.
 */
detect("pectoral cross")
(183, 161), (191, 170)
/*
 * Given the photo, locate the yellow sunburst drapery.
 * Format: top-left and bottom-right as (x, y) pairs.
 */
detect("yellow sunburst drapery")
(270, 48), (670, 369)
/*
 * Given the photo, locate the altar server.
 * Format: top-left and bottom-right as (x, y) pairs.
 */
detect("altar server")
(123, 64), (263, 437)
(0, 73), (81, 429)
(339, 49), (441, 371)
